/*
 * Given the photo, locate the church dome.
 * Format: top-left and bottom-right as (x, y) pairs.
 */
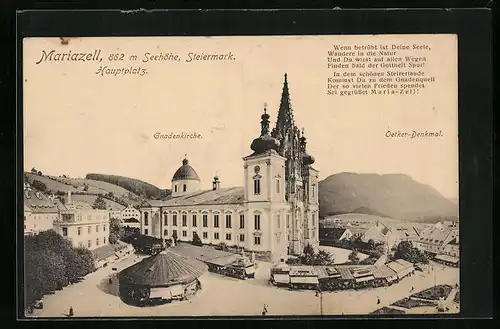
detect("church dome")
(172, 158), (200, 181)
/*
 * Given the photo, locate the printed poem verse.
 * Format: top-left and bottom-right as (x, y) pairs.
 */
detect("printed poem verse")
(326, 43), (436, 96)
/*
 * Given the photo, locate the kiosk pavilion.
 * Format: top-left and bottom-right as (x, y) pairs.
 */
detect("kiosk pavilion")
(139, 74), (320, 260)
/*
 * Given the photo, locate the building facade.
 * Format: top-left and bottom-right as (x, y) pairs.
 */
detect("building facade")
(54, 191), (111, 250)
(23, 186), (62, 236)
(140, 75), (320, 260)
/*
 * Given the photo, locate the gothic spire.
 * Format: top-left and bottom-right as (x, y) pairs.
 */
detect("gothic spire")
(275, 73), (294, 134)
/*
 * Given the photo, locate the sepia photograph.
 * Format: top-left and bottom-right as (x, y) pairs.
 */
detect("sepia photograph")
(22, 34), (459, 317)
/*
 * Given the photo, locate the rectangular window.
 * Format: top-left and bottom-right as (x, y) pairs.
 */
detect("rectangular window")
(312, 213), (316, 227)
(96, 225), (99, 232)
(77, 227), (81, 236)
(164, 214), (168, 226)
(225, 214), (232, 228)
(182, 230), (187, 237)
(103, 224), (106, 232)
(239, 214), (244, 229)
(144, 218), (149, 226)
(182, 214), (187, 227)
(62, 227), (68, 237)
(254, 236), (261, 245)
(183, 184), (187, 192)
(88, 240), (91, 248)
(164, 229), (168, 236)
(203, 232), (208, 239)
(214, 232), (219, 240)
(214, 215), (219, 228)
(277, 214), (281, 229)
(254, 215), (261, 230)
(173, 214), (177, 226)
(254, 179), (261, 195)
(88, 226), (91, 234)
(174, 185), (178, 193)
(104, 237), (107, 244)
(96, 238), (100, 246)
(312, 185), (316, 198)
(144, 228), (148, 235)
(286, 215), (290, 228)
(192, 215), (197, 227)
(203, 215), (208, 227)
(276, 179), (280, 193)
(239, 234), (245, 242)
(226, 233), (231, 241)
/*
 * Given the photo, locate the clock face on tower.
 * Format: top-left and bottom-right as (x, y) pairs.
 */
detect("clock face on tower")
(254, 166), (260, 174)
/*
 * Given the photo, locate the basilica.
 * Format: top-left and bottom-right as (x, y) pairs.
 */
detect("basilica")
(139, 74), (319, 260)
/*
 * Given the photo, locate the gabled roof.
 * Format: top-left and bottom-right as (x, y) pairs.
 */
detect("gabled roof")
(146, 187), (245, 208)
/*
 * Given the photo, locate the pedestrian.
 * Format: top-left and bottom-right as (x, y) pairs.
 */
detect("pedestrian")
(109, 277), (112, 284)
(69, 306), (74, 317)
(377, 297), (380, 305)
(411, 286), (414, 293)
(262, 304), (268, 316)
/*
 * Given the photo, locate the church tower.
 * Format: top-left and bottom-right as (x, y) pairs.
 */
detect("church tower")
(243, 104), (288, 260)
(271, 74), (319, 254)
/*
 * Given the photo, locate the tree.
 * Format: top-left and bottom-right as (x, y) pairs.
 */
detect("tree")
(92, 196), (107, 210)
(31, 167), (37, 174)
(37, 171), (43, 176)
(300, 244), (316, 265)
(31, 179), (47, 192)
(367, 239), (377, 250)
(109, 217), (124, 244)
(348, 250), (361, 264)
(83, 183), (89, 192)
(217, 242), (229, 251)
(394, 240), (428, 264)
(191, 232), (203, 247)
(314, 249), (334, 265)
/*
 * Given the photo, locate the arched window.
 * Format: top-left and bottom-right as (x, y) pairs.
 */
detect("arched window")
(254, 179), (261, 195)
(163, 212), (168, 226)
(174, 185), (178, 193)
(254, 212), (261, 230)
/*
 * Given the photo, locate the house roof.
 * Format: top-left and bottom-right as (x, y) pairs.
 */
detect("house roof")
(24, 189), (65, 213)
(146, 187), (245, 208)
(323, 227), (349, 241)
(118, 249), (207, 288)
(417, 226), (453, 246)
(370, 265), (397, 279)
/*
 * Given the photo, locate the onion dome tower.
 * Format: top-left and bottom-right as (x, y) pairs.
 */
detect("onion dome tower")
(300, 128), (315, 166)
(171, 156), (201, 197)
(250, 104), (281, 155)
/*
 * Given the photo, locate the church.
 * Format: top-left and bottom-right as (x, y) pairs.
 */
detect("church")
(139, 74), (319, 261)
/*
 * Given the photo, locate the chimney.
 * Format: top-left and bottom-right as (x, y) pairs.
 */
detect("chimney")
(68, 190), (72, 205)
(212, 175), (220, 191)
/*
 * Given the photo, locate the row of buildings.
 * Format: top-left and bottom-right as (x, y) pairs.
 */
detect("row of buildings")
(23, 184), (141, 251)
(139, 74), (320, 262)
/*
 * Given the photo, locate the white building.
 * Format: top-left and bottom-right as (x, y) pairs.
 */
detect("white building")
(140, 75), (320, 261)
(54, 191), (111, 250)
(23, 187), (63, 236)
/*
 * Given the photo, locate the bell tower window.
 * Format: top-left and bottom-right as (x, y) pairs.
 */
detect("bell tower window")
(174, 185), (178, 193)
(183, 184), (187, 192)
(254, 179), (261, 195)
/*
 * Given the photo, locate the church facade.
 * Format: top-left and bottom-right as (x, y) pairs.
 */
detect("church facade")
(139, 74), (319, 260)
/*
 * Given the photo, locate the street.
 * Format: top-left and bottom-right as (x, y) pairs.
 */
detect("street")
(29, 256), (459, 317)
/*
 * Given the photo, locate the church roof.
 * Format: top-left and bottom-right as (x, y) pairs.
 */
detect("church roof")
(118, 249), (207, 288)
(24, 189), (66, 213)
(172, 158), (200, 181)
(147, 187), (244, 208)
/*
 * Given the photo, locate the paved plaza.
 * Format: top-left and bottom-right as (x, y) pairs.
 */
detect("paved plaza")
(28, 253), (459, 317)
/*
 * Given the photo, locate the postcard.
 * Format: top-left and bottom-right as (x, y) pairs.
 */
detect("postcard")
(22, 34), (459, 317)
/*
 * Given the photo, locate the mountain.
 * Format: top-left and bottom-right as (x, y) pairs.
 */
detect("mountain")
(318, 173), (458, 222)
(85, 173), (171, 200)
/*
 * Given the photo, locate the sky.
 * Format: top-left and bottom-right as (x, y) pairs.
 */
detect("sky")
(23, 35), (458, 199)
